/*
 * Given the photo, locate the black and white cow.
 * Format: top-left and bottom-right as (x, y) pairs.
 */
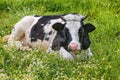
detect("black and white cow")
(8, 13), (95, 60)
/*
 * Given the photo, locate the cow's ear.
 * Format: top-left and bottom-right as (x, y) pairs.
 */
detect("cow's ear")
(83, 23), (95, 33)
(52, 23), (64, 31)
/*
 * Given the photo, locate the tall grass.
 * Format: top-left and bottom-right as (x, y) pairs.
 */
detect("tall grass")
(0, 0), (120, 79)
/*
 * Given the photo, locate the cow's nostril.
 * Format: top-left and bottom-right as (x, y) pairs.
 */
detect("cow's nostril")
(69, 43), (78, 51)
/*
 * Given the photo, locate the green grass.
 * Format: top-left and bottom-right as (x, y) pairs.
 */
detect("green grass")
(0, 0), (120, 79)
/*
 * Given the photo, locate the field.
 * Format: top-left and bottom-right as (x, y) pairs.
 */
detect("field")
(0, 0), (120, 80)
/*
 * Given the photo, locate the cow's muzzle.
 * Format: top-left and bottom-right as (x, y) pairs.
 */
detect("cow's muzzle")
(69, 43), (79, 51)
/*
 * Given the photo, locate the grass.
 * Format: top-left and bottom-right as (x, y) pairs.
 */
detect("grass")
(0, 0), (120, 79)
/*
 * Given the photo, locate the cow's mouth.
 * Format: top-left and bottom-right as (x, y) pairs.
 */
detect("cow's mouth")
(66, 47), (80, 55)
(71, 50), (80, 55)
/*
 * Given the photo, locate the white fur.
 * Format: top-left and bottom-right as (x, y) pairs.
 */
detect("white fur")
(59, 47), (75, 60)
(8, 16), (45, 49)
(63, 14), (84, 50)
(8, 16), (35, 49)
(63, 14), (84, 21)
(66, 21), (81, 50)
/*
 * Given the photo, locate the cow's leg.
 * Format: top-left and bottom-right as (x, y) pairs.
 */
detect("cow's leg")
(8, 16), (34, 50)
(84, 48), (93, 57)
(59, 47), (76, 60)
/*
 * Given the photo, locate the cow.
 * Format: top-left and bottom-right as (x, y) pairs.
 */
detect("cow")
(7, 13), (95, 60)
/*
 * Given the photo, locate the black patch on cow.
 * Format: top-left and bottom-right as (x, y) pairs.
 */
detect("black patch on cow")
(79, 23), (95, 50)
(52, 23), (65, 31)
(83, 23), (95, 33)
(30, 21), (45, 42)
(30, 15), (62, 42)
(79, 28), (91, 50)
(64, 27), (72, 46)
(51, 30), (67, 51)
(51, 27), (72, 51)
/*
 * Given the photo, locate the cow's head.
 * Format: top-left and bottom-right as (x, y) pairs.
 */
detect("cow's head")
(51, 13), (95, 53)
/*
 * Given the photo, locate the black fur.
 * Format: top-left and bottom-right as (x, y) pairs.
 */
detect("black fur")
(51, 30), (67, 50)
(83, 23), (96, 33)
(79, 23), (95, 50)
(79, 28), (91, 50)
(30, 15), (62, 42)
(52, 23), (65, 31)
(64, 27), (72, 47)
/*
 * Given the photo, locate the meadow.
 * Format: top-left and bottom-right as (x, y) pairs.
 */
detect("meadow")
(0, 0), (120, 79)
